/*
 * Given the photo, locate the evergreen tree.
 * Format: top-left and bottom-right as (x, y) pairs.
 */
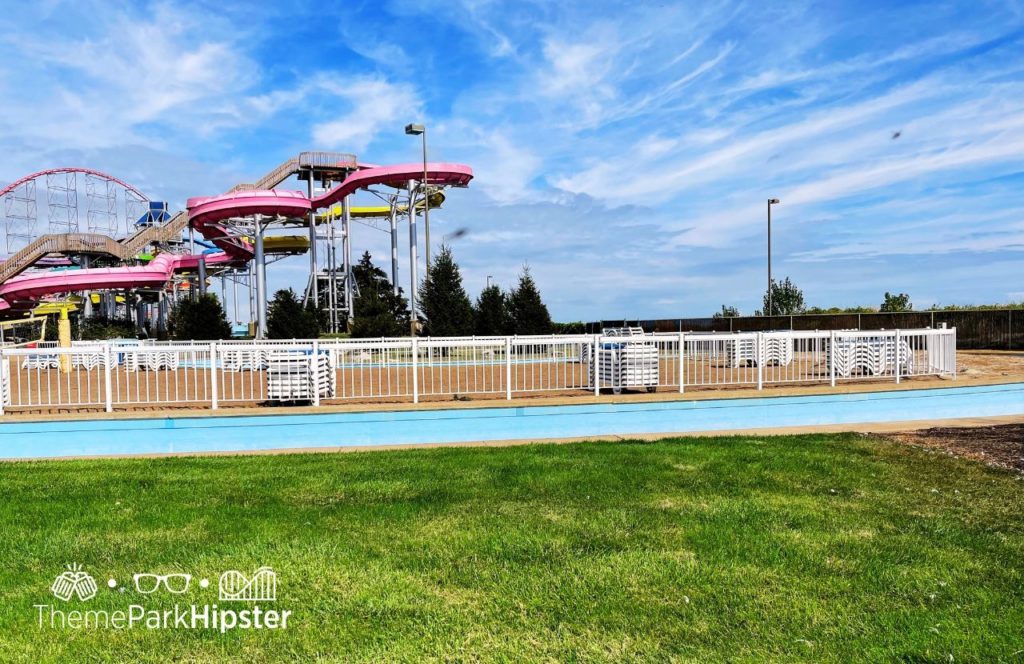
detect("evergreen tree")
(169, 293), (232, 340)
(418, 245), (473, 337)
(267, 288), (320, 339)
(761, 277), (805, 316)
(508, 265), (552, 335)
(880, 292), (912, 312)
(350, 251), (411, 337)
(76, 313), (135, 340)
(473, 285), (511, 335)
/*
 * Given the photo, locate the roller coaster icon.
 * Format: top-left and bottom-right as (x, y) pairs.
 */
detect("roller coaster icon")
(218, 567), (277, 602)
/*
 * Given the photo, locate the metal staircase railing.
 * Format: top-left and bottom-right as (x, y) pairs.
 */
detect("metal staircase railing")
(228, 152), (357, 192)
(228, 157), (301, 193)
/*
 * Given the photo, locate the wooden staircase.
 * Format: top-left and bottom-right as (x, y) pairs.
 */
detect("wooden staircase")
(0, 211), (189, 284)
(227, 157), (301, 193)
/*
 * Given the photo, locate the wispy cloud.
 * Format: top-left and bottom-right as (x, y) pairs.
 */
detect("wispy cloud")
(311, 77), (421, 152)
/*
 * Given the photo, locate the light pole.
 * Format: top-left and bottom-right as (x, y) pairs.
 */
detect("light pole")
(405, 123), (430, 268)
(767, 198), (780, 317)
(487, 275), (493, 289)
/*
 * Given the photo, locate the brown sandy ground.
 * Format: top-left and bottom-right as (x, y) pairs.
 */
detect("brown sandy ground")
(886, 423), (1024, 474)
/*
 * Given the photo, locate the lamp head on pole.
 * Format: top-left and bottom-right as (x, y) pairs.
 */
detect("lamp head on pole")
(768, 198), (780, 205)
(405, 123), (425, 136)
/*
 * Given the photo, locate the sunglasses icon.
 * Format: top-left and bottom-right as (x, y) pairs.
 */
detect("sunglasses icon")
(133, 573), (192, 594)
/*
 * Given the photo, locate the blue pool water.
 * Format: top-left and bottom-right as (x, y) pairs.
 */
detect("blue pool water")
(1, 383), (1021, 459)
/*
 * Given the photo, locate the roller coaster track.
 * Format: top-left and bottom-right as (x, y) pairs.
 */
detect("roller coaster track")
(0, 152), (356, 284)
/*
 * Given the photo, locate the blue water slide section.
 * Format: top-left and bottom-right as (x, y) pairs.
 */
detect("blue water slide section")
(190, 238), (222, 254)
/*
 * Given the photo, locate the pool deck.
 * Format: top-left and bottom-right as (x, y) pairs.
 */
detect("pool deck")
(2, 381), (1022, 461)
(37, 414), (1023, 461)
(0, 357), (1018, 424)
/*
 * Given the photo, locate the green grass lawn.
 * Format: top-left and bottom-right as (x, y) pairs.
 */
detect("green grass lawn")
(0, 434), (1021, 662)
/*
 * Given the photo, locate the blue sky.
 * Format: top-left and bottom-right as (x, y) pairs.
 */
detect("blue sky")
(1, 0), (1023, 320)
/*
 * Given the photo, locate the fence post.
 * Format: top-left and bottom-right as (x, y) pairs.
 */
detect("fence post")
(756, 332), (764, 390)
(593, 334), (601, 396)
(210, 342), (219, 409)
(829, 330), (836, 387)
(411, 337), (419, 404)
(951, 328), (957, 380)
(505, 337), (512, 400)
(678, 331), (685, 393)
(103, 343), (113, 412)
(311, 340), (320, 408)
(0, 348), (5, 416)
(894, 329), (901, 384)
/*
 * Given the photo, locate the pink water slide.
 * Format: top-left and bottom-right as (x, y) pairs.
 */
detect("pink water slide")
(187, 162), (473, 247)
(0, 252), (233, 301)
(0, 162), (473, 310)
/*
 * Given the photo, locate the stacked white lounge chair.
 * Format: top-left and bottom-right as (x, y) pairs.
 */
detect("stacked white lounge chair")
(589, 327), (659, 394)
(1, 358), (8, 405)
(21, 354), (60, 370)
(220, 348), (269, 372)
(19, 343), (111, 370)
(761, 335), (794, 367)
(70, 350), (109, 370)
(828, 335), (914, 377)
(726, 336), (758, 368)
(266, 350), (335, 401)
(726, 334), (794, 367)
(125, 350), (180, 372)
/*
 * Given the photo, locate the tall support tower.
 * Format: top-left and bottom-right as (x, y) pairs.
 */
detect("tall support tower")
(85, 174), (118, 236)
(46, 171), (78, 234)
(298, 152), (358, 333)
(3, 178), (37, 253)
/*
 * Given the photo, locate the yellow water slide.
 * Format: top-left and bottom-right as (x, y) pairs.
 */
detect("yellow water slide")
(314, 190), (446, 224)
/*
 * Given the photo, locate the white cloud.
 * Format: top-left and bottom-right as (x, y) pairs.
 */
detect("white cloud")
(539, 36), (616, 95)
(311, 77), (421, 152)
(439, 121), (541, 203)
(0, 4), (259, 148)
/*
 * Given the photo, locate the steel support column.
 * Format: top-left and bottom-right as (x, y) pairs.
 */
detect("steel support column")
(254, 217), (267, 339)
(389, 197), (399, 297)
(408, 181), (419, 337)
(342, 195), (353, 327)
(197, 256), (207, 296)
(307, 170), (318, 307)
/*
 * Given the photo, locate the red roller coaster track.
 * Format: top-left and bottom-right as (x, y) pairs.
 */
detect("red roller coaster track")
(0, 167), (149, 201)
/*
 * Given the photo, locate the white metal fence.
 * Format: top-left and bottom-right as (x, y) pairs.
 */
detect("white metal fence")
(0, 328), (956, 413)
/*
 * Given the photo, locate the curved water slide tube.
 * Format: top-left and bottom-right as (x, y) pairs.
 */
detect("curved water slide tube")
(315, 190), (447, 222)
(187, 162), (472, 239)
(0, 252), (234, 309)
(0, 162), (472, 312)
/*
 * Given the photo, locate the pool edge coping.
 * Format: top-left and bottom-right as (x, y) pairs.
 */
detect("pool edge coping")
(5, 413), (1022, 462)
